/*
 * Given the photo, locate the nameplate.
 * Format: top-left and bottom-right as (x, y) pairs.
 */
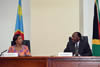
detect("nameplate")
(58, 52), (72, 56)
(2, 53), (18, 57)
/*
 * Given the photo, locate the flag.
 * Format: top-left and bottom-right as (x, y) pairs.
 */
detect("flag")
(14, 0), (24, 40)
(92, 0), (100, 56)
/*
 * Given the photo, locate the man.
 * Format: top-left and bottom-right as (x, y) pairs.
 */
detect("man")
(64, 32), (92, 56)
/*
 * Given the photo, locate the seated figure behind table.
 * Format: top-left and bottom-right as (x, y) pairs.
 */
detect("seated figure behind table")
(64, 32), (92, 56)
(8, 34), (31, 56)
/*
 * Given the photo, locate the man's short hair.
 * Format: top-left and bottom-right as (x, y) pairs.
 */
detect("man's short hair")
(75, 32), (82, 38)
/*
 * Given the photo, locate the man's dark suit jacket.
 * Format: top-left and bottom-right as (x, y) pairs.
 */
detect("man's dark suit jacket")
(64, 38), (92, 56)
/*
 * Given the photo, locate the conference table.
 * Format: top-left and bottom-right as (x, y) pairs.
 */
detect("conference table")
(0, 56), (100, 67)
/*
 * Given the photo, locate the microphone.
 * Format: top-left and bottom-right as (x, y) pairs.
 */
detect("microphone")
(0, 49), (7, 56)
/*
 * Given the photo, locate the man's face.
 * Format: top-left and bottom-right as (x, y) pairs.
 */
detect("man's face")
(72, 33), (80, 43)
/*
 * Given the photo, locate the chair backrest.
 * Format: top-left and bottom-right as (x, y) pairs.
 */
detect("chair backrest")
(81, 36), (88, 42)
(11, 40), (31, 52)
(69, 36), (88, 42)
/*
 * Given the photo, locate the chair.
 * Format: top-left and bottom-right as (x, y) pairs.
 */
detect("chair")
(11, 40), (31, 52)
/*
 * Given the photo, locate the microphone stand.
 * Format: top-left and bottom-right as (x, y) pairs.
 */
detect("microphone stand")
(0, 50), (7, 56)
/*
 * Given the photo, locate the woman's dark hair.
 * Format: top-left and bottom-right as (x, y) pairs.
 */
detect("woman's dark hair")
(13, 34), (21, 44)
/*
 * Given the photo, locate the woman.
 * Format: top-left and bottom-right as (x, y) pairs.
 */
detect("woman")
(8, 34), (31, 56)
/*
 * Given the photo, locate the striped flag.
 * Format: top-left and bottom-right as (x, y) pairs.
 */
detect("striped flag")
(92, 0), (100, 56)
(14, 0), (24, 40)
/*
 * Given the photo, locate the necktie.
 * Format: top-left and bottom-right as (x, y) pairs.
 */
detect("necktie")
(75, 42), (79, 56)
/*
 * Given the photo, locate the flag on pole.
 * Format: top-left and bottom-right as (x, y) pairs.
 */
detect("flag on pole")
(92, 0), (100, 56)
(14, 0), (24, 40)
